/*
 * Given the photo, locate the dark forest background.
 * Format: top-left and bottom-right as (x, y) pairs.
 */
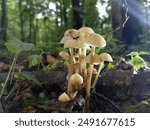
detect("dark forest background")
(0, 0), (150, 53)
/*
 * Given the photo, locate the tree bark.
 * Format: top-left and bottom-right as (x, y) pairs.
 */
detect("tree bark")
(111, 0), (123, 42)
(72, 0), (83, 29)
(0, 0), (7, 44)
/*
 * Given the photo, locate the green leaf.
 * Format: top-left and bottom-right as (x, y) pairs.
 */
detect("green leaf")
(127, 51), (138, 56)
(107, 63), (115, 70)
(5, 38), (34, 54)
(125, 105), (137, 113)
(5, 40), (22, 54)
(139, 51), (150, 56)
(140, 100), (149, 105)
(28, 54), (43, 68)
(42, 63), (57, 71)
(18, 72), (41, 85)
(129, 55), (145, 69)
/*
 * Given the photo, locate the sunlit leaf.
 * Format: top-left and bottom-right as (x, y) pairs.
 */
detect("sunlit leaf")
(107, 62), (115, 70)
(127, 51), (138, 56)
(139, 51), (150, 55)
(129, 55), (145, 69)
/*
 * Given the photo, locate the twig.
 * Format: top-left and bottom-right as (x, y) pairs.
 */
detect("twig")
(104, 0), (130, 36)
(0, 55), (18, 99)
(4, 82), (18, 101)
(91, 89), (122, 112)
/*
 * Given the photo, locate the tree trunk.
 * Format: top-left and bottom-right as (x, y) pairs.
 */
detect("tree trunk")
(33, 19), (38, 44)
(28, 0), (34, 43)
(112, 0), (143, 44)
(63, 0), (67, 27)
(55, 2), (59, 28)
(72, 0), (83, 29)
(0, 0), (7, 45)
(18, 0), (24, 42)
(111, 0), (123, 42)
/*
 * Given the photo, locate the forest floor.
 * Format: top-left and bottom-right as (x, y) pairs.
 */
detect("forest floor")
(0, 55), (150, 113)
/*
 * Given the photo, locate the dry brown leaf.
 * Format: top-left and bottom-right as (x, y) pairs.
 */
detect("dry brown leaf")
(46, 55), (58, 63)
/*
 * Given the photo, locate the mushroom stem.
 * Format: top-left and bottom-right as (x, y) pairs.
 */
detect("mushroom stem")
(78, 48), (82, 75)
(68, 48), (75, 80)
(69, 48), (75, 64)
(86, 47), (95, 97)
(91, 62), (104, 88)
(67, 81), (73, 98)
(82, 48), (87, 80)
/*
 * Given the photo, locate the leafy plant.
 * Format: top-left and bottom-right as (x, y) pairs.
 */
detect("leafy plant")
(107, 62), (115, 70)
(127, 51), (149, 70)
(42, 63), (57, 72)
(5, 38), (34, 55)
(28, 54), (43, 68)
(0, 38), (34, 99)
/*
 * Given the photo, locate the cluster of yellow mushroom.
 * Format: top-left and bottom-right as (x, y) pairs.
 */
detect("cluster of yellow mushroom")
(58, 27), (113, 102)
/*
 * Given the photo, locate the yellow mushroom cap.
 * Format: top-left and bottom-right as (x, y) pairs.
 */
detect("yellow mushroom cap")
(99, 53), (113, 62)
(78, 27), (94, 37)
(64, 37), (86, 48)
(58, 92), (70, 102)
(60, 36), (71, 44)
(85, 33), (106, 47)
(64, 39), (76, 48)
(69, 73), (83, 86)
(76, 37), (87, 48)
(86, 54), (101, 64)
(64, 29), (79, 38)
(59, 51), (69, 60)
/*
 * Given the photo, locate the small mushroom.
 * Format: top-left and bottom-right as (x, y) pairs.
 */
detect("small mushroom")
(85, 33), (106, 48)
(99, 53), (113, 62)
(59, 51), (70, 60)
(91, 53), (113, 88)
(69, 73), (83, 86)
(86, 54), (101, 65)
(60, 36), (71, 44)
(58, 92), (71, 102)
(67, 73), (83, 99)
(85, 33), (106, 97)
(78, 27), (94, 37)
(64, 29), (79, 38)
(78, 27), (94, 78)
